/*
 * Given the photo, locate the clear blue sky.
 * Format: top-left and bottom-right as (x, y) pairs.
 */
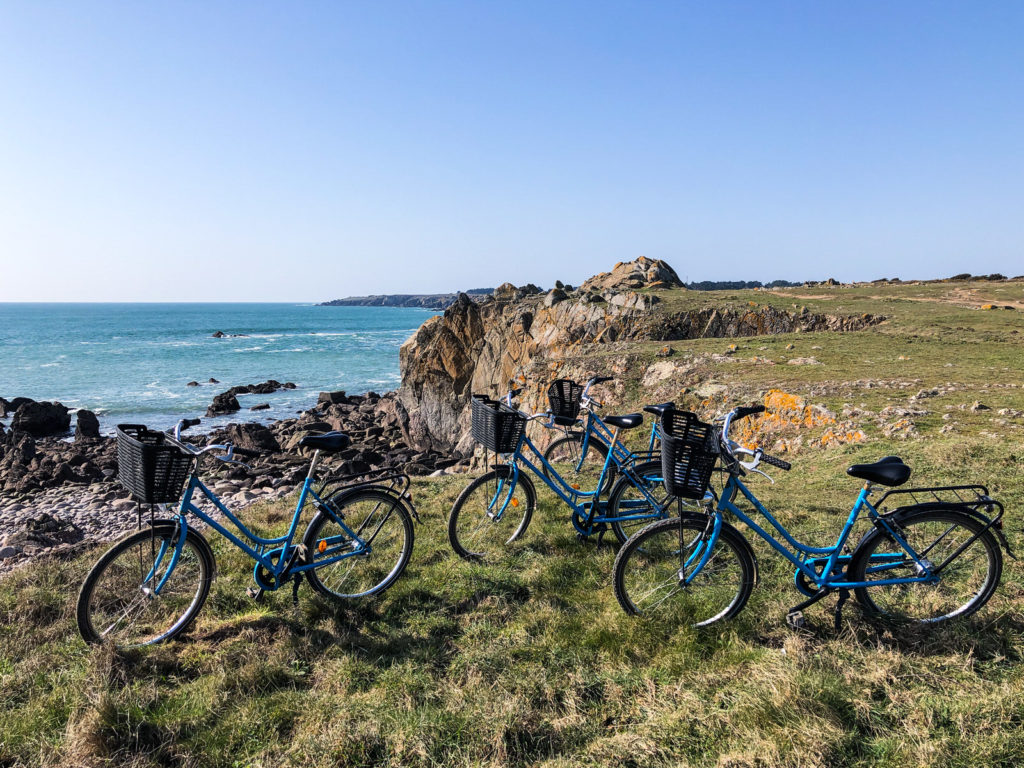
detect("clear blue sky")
(1, 1), (1021, 301)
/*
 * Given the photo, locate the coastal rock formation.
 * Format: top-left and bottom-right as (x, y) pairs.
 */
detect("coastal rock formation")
(578, 256), (683, 293)
(75, 410), (101, 440)
(11, 401), (71, 438)
(398, 257), (885, 452)
(206, 392), (241, 417)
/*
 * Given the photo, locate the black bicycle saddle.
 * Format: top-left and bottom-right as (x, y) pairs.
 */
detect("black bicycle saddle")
(846, 456), (911, 486)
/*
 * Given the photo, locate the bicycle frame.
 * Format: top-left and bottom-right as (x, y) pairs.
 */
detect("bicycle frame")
(145, 467), (371, 595)
(689, 473), (937, 590)
(490, 423), (667, 533)
(566, 410), (660, 468)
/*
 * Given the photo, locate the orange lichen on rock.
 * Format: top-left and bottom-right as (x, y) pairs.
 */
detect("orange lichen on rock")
(730, 389), (864, 452)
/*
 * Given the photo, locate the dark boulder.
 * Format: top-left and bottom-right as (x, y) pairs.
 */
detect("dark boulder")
(11, 401), (71, 437)
(250, 403), (271, 411)
(1, 397), (35, 417)
(186, 381), (200, 387)
(206, 391), (241, 417)
(225, 423), (281, 454)
(318, 391), (349, 406)
(208, 378), (220, 384)
(211, 331), (226, 338)
(283, 382), (297, 389)
(75, 409), (101, 440)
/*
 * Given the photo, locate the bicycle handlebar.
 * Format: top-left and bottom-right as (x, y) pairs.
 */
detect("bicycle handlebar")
(759, 451), (791, 471)
(581, 376), (613, 408)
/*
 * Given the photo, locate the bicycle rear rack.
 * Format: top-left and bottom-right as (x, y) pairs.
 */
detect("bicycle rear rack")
(873, 483), (1013, 559)
(316, 467), (412, 500)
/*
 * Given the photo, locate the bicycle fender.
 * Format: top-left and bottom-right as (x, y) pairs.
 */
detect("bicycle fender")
(321, 486), (421, 523)
(147, 518), (217, 580)
(876, 502), (1015, 560)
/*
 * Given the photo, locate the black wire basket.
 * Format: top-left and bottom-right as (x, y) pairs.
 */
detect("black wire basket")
(659, 409), (719, 499)
(116, 424), (193, 504)
(547, 379), (583, 421)
(471, 396), (527, 453)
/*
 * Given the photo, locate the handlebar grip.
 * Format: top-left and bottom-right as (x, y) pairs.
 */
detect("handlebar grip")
(589, 376), (613, 385)
(760, 452), (791, 471)
(182, 418), (201, 429)
(508, 388), (523, 399)
(735, 405), (766, 420)
(233, 447), (261, 458)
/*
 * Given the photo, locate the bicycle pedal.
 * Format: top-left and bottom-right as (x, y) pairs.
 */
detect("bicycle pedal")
(246, 586), (265, 603)
(786, 610), (806, 630)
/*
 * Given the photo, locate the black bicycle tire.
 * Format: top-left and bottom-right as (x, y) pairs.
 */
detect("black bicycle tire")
(848, 505), (1002, 623)
(542, 433), (614, 494)
(612, 515), (756, 624)
(607, 459), (671, 545)
(448, 470), (536, 560)
(76, 523), (214, 646)
(302, 488), (415, 600)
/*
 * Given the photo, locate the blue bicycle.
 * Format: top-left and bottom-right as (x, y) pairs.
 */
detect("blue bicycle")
(77, 419), (416, 646)
(540, 378), (672, 533)
(447, 385), (672, 559)
(613, 404), (1010, 628)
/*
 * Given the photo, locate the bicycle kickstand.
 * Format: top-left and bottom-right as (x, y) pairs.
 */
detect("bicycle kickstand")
(291, 573), (304, 607)
(833, 589), (850, 634)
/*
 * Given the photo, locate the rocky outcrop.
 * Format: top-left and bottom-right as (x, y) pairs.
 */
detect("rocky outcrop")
(11, 401), (71, 438)
(75, 410), (101, 440)
(398, 258), (886, 453)
(398, 260), (676, 453)
(206, 392), (241, 417)
(578, 256), (683, 293)
(205, 380), (296, 416)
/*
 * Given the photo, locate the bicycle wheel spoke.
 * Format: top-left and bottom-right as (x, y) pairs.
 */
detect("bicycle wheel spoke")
(614, 518), (752, 626)
(307, 491), (412, 599)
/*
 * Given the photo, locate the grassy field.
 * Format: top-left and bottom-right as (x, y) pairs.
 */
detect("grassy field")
(1, 281), (1022, 767)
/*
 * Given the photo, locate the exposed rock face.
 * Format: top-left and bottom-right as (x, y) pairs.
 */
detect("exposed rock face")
(399, 261), (676, 453)
(398, 258), (885, 453)
(75, 410), (101, 440)
(11, 401), (71, 438)
(578, 256), (683, 293)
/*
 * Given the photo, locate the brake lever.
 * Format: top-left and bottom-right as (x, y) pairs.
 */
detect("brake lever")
(214, 455), (252, 471)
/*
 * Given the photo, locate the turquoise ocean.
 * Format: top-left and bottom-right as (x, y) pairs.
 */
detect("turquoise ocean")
(0, 304), (435, 436)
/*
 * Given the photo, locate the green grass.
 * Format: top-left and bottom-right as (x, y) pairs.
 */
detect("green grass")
(1, 283), (1023, 767)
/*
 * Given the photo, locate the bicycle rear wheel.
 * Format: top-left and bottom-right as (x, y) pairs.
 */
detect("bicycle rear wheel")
(448, 469), (535, 560)
(607, 460), (670, 545)
(613, 515), (755, 625)
(303, 489), (414, 600)
(76, 523), (213, 646)
(542, 433), (612, 495)
(849, 506), (1002, 623)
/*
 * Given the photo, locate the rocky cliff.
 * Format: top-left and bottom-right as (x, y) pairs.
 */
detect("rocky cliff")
(397, 257), (883, 453)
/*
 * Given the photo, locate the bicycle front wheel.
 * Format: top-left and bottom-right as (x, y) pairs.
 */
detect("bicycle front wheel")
(448, 470), (536, 560)
(613, 516), (755, 625)
(76, 523), (213, 646)
(849, 506), (1002, 623)
(303, 489), (414, 600)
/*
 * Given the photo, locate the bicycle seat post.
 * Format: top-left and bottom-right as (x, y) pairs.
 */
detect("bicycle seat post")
(307, 449), (322, 480)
